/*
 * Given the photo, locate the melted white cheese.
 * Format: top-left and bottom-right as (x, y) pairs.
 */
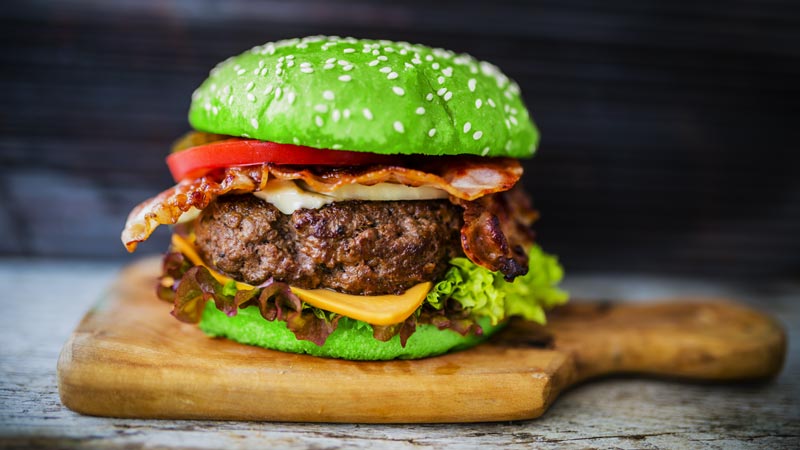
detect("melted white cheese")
(176, 207), (201, 224)
(253, 180), (448, 214)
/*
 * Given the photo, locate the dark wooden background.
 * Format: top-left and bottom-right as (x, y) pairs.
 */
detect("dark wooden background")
(2, 0), (798, 279)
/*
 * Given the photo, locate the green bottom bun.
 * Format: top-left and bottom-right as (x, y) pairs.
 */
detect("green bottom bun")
(199, 303), (504, 360)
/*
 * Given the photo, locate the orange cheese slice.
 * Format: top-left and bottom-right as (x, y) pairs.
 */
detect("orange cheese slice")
(289, 283), (431, 326)
(171, 233), (255, 291)
(170, 234), (430, 325)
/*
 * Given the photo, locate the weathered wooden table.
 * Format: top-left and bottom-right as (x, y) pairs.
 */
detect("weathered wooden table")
(1, 258), (797, 449)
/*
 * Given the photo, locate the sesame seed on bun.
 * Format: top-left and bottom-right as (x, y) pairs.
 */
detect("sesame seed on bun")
(188, 36), (539, 158)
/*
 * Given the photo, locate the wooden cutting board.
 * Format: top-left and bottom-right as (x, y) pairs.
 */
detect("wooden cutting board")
(57, 258), (786, 423)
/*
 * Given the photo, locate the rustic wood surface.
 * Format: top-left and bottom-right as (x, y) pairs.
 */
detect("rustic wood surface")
(1, 257), (798, 448)
(56, 258), (786, 423)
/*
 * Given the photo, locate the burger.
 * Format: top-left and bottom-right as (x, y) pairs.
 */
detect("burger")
(121, 36), (567, 360)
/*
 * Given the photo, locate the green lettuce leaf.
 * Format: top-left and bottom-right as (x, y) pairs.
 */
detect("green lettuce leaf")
(426, 245), (568, 325)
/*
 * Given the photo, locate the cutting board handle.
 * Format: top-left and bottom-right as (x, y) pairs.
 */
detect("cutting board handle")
(539, 301), (786, 383)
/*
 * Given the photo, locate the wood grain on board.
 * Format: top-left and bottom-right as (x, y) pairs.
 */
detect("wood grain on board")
(57, 258), (786, 423)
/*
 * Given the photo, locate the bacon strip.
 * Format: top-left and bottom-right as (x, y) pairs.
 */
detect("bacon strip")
(268, 156), (521, 201)
(122, 167), (267, 252)
(453, 187), (539, 280)
(122, 159), (522, 253)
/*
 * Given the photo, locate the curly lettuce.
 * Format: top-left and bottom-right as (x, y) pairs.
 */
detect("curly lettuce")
(427, 245), (568, 325)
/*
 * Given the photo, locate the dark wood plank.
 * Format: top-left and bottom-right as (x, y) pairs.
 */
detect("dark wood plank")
(1, 0), (798, 277)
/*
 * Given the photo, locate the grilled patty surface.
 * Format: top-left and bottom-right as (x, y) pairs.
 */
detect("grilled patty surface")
(194, 195), (464, 295)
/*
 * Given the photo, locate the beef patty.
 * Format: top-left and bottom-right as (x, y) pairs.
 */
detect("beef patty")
(194, 195), (464, 295)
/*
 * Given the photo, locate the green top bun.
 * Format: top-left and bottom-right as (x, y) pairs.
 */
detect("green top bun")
(189, 36), (539, 158)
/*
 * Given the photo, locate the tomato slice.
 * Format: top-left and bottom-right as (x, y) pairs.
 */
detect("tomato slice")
(166, 139), (404, 182)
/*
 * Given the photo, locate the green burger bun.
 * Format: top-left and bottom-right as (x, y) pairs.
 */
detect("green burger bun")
(201, 305), (504, 360)
(189, 36), (539, 158)
(166, 36), (562, 360)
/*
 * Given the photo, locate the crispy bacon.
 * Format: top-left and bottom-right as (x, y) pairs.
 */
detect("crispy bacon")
(453, 187), (539, 280)
(122, 159), (522, 252)
(121, 166), (268, 252)
(267, 156), (521, 200)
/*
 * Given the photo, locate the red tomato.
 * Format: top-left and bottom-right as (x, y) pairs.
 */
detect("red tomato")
(166, 139), (404, 182)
